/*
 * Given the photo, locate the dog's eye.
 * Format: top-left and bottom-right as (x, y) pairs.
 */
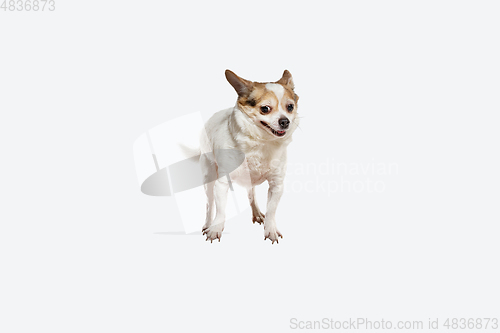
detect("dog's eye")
(287, 104), (294, 112)
(260, 106), (271, 114)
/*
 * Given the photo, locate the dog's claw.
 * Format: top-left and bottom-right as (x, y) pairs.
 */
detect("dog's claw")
(204, 224), (224, 243)
(252, 212), (265, 225)
(264, 227), (283, 244)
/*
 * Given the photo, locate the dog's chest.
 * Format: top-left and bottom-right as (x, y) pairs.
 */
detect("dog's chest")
(231, 149), (281, 187)
(246, 153), (272, 183)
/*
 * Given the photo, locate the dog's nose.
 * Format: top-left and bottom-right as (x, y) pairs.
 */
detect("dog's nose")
(279, 117), (290, 129)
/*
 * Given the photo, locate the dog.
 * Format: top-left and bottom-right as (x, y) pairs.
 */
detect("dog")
(200, 70), (299, 244)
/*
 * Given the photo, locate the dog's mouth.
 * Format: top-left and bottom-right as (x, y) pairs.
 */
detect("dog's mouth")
(260, 121), (286, 137)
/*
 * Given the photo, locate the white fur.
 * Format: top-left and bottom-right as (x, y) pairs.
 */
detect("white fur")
(201, 101), (297, 243)
(264, 83), (293, 130)
(265, 83), (285, 104)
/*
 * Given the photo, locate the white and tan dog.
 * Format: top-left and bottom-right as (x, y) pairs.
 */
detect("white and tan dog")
(201, 70), (299, 244)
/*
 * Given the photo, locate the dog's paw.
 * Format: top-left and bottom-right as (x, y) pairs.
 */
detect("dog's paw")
(264, 225), (283, 244)
(202, 223), (224, 243)
(252, 211), (265, 225)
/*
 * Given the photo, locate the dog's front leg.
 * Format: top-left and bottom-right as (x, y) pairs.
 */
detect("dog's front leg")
(264, 180), (284, 244)
(202, 178), (229, 242)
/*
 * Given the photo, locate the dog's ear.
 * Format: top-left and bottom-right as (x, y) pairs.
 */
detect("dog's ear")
(225, 70), (253, 97)
(277, 70), (295, 90)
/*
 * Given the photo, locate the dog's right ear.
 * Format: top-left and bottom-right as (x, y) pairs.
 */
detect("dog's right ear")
(225, 70), (253, 97)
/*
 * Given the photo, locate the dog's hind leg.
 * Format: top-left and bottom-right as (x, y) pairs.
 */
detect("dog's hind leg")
(248, 187), (265, 225)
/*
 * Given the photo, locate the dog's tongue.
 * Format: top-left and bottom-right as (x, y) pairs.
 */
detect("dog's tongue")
(277, 130), (285, 134)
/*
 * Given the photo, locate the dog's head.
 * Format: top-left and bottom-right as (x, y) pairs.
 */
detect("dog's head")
(226, 70), (299, 139)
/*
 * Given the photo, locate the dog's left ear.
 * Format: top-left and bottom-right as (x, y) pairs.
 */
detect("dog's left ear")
(277, 70), (295, 90)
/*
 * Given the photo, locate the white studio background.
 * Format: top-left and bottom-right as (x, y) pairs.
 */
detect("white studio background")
(1, 1), (499, 332)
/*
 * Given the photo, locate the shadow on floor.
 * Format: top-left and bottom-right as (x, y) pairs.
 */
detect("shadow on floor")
(153, 231), (230, 235)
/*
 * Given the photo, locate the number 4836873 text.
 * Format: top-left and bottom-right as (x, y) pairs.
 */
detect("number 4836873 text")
(1, 0), (55, 11)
